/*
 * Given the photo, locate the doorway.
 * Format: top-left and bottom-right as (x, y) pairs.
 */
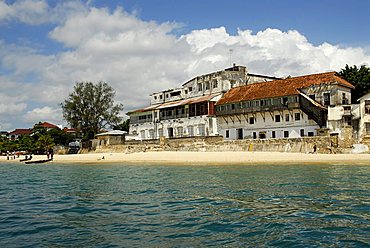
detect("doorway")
(237, 128), (243, 140)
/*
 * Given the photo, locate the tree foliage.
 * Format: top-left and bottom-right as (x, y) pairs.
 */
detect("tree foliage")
(36, 134), (55, 152)
(61, 81), (123, 140)
(112, 119), (130, 132)
(339, 64), (370, 103)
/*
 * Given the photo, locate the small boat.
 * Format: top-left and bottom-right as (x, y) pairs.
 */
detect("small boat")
(25, 158), (53, 164)
(20, 156), (32, 162)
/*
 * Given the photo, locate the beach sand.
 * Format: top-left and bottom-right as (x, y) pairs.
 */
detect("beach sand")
(1, 151), (370, 165)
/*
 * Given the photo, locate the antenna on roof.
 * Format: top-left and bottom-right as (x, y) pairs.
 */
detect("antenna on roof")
(229, 49), (233, 67)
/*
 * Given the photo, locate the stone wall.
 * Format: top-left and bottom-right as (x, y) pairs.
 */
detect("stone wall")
(92, 135), (348, 154)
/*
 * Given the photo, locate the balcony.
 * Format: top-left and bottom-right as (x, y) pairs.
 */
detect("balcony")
(216, 102), (299, 116)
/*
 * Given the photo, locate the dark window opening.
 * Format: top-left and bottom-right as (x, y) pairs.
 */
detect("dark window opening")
(249, 117), (255, 124)
(295, 113), (301, 121)
(300, 129), (305, 137)
(259, 132), (266, 139)
(225, 130), (229, 138)
(272, 131), (276, 138)
(323, 92), (330, 106)
(284, 131), (289, 138)
(275, 115), (281, 122)
(170, 91), (181, 97)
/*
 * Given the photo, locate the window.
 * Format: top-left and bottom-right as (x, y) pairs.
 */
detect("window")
(323, 92), (330, 106)
(160, 95), (163, 99)
(205, 82), (210, 90)
(249, 117), (255, 124)
(149, 129), (154, 139)
(259, 132), (266, 139)
(342, 93), (348, 104)
(284, 131), (289, 138)
(309, 94), (315, 101)
(231, 104), (235, 110)
(285, 114), (290, 122)
(177, 127), (183, 137)
(188, 126), (194, 137)
(188, 87), (192, 92)
(170, 91), (181, 97)
(158, 128), (163, 137)
(197, 83), (203, 92)
(225, 130), (230, 138)
(198, 124), (205, 136)
(184, 90), (188, 94)
(282, 97), (288, 105)
(308, 132), (314, 137)
(366, 123), (370, 135)
(154, 96), (157, 100)
(365, 101), (370, 114)
(295, 113), (301, 121)
(253, 132), (257, 139)
(300, 129), (305, 137)
(275, 115), (281, 122)
(272, 131), (276, 138)
(140, 130), (145, 139)
(213, 81), (218, 88)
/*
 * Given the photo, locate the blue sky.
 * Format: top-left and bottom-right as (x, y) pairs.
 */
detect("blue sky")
(0, 0), (370, 131)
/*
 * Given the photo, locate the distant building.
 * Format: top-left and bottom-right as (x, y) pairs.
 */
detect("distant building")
(215, 72), (354, 140)
(127, 65), (278, 140)
(34, 122), (60, 131)
(95, 130), (127, 146)
(353, 92), (370, 142)
(0, 131), (8, 138)
(8, 129), (32, 140)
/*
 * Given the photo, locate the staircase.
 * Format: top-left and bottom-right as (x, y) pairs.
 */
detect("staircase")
(299, 94), (327, 127)
(68, 146), (80, 154)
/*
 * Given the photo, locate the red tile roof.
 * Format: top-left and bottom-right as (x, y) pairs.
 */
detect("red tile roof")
(9, 129), (32, 135)
(216, 72), (354, 105)
(35, 122), (59, 129)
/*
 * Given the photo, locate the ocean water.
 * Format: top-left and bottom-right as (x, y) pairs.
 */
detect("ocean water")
(0, 162), (369, 247)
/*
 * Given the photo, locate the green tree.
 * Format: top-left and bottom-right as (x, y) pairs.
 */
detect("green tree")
(18, 135), (35, 151)
(112, 119), (130, 132)
(61, 81), (124, 140)
(339, 64), (370, 103)
(36, 134), (55, 153)
(48, 128), (74, 146)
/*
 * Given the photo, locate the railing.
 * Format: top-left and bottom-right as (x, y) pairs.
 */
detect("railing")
(216, 102), (299, 116)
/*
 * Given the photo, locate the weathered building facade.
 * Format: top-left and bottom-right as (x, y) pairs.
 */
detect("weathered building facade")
(215, 72), (354, 140)
(128, 65), (278, 140)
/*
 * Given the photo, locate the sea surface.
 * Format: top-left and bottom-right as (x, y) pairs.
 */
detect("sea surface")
(0, 162), (369, 247)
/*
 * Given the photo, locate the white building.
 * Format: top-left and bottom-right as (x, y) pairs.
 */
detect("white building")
(215, 72), (354, 140)
(127, 65), (278, 140)
(356, 92), (370, 141)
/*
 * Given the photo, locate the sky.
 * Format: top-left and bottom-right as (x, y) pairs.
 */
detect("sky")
(1, 0), (370, 131)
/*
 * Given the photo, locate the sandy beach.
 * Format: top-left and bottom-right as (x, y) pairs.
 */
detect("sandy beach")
(1, 151), (370, 165)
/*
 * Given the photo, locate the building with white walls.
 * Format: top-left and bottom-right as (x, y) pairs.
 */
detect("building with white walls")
(215, 72), (354, 140)
(127, 65), (278, 140)
(355, 92), (370, 141)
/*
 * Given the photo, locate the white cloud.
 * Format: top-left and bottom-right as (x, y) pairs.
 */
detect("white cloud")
(24, 106), (62, 124)
(0, 0), (86, 25)
(1, 4), (370, 131)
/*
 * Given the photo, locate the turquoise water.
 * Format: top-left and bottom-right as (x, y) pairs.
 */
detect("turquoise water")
(0, 163), (369, 247)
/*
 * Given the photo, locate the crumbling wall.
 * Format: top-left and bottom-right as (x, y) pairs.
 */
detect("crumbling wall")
(92, 135), (347, 154)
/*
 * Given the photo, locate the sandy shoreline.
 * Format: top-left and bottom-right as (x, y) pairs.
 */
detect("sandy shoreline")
(1, 151), (370, 165)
